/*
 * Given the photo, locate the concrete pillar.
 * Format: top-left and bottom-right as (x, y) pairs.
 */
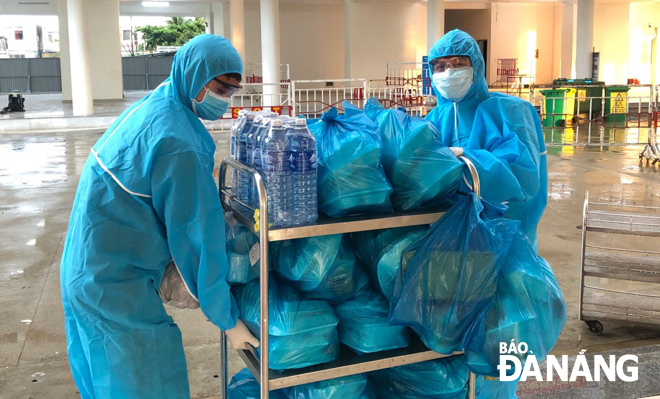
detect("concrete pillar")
(231, 0), (246, 61)
(344, 0), (351, 79)
(206, 4), (213, 34)
(427, 0), (445, 54)
(260, 0), (281, 106)
(66, 0), (93, 116)
(87, 0), (123, 100)
(57, 0), (72, 101)
(223, 1), (231, 39)
(212, 2), (226, 37)
(560, 2), (576, 79)
(651, 31), (657, 86)
(575, 0), (594, 79)
(415, 2), (428, 62)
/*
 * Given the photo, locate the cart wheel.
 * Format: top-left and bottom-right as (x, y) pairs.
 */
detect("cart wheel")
(557, 120), (567, 128)
(585, 320), (603, 336)
(571, 116), (578, 125)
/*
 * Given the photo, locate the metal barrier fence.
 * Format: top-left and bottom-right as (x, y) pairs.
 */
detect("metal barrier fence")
(222, 79), (427, 119)
(243, 63), (290, 84)
(368, 85), (426, 117)
(385, 62), (425, 87)
(229, 79), (658, 149)
(227, 82), (293, 112)
(0, 58), (61, 93)
(203, 82), (294, 131)
(290, 79), (368, 117)
(532, 85), (657, 146)
(492, 58), (519, 87)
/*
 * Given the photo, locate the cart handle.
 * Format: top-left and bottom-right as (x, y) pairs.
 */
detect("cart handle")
(246, 342), (260, 360)
(219, 157), (267, 211)
(458, 155), (480, 197)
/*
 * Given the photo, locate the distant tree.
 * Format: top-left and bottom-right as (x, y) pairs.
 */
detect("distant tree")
(136, 17), (206, 51)
(167, 17), (186, 26)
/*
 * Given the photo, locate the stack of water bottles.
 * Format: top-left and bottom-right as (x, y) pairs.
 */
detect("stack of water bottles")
(231, 112), (318, 228)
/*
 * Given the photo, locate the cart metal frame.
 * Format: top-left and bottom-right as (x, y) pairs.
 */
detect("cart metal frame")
(639, 109), (659, 165)
(578, 190), (660, 335)
(218, 156), (479, 399)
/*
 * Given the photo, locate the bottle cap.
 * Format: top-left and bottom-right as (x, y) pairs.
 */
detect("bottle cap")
(295, 118), (307, 126)
(271, 119), (283, 127)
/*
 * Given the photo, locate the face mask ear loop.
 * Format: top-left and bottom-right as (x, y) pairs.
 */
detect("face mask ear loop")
(453, 102), (459, 146)
(192, 87), (210, 108)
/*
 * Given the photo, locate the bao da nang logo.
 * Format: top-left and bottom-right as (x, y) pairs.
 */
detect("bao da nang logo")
(497, 340), (639, 382)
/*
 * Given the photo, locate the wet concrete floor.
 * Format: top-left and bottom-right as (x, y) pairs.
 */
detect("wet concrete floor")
(0, 130), (659, 398)
(0, 92), (146, 120)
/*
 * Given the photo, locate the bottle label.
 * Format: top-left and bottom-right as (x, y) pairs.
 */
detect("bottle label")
(262, 150), (292, 172)
(290, 149), (317, 172)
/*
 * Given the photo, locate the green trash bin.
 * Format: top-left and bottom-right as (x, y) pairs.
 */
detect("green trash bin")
(553, 78), (605, 115)
(604, 86), (630, 123)
(540, 89), (575, 128)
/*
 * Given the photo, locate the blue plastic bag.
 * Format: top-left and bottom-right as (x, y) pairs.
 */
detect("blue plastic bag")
(335, 286), (411, 355)
(364, 98), (463, 211)
(228, 369), (288, 399)
(477, 378), (518, 399)
(287, 374), (376, 399)
(233, 278), (340, 370)
(389, 193), (517, 354)
(352, 226), (427, 299)
(225, 212), (260, 285)
(308, 103), (393, 217)
(466, 229), (566, 376)
(276, 234), (369, 304)
(369, 356), (469, 398)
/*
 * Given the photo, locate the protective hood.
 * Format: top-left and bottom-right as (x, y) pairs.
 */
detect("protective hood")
(169, 34), (243, 111)
(428, 29), (489, 105)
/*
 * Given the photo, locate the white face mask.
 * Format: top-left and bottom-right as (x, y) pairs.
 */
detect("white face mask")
(432, 67), (474, 102)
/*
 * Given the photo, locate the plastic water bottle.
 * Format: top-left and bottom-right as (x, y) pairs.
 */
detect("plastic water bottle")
(233, 113), (255, 202)
(261, 119), (293, 227)
(237, 114), (260, 205)
(288, 118), (318, 225)
(249, 115), (276, 208)
(230, 111), (244, 203)
(247, 118), (266, 208)
(230, 110), (247, 159)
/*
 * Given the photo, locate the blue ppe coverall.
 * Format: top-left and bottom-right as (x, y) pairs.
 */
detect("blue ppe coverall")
(60, 34), (241, 399)
(425, 30), (547, 250)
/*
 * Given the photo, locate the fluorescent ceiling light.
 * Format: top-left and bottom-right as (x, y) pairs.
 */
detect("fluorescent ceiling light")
(142, 1), (169, 7)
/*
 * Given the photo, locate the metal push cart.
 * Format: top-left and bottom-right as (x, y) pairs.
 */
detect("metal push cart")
(578, 190), (660, 336)
(218, 157), (480, 398)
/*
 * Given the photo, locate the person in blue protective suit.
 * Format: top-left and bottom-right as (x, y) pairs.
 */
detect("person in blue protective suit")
(60, 34), (259, 399)
(426, 30), (547, 251)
